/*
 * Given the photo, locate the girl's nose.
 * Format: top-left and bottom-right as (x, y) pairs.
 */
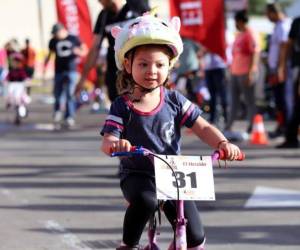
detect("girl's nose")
(146, 65), (157, 75)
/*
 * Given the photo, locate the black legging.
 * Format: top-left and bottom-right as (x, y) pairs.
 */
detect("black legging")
(120, 173), (205, 247)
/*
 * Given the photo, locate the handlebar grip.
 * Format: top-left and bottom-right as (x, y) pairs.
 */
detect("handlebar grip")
(110, 146), (133, 156)
(217, 149), (245, 161)
(110, 146), (147, 157)
(111, 151), (131, 157)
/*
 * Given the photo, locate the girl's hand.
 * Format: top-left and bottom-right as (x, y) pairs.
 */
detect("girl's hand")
(110, 139), (132, 154)
(218, 141), (242, 161)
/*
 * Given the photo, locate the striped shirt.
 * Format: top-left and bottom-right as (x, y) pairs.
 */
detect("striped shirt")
(101, 87), (202, 177)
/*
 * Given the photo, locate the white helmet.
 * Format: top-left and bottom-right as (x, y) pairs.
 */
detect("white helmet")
(111, 14), (183, 70)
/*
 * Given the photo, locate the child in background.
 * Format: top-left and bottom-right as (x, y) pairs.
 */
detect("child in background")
(5, 52), (30, 124)
(101, 14), (242, 250)
(5, 53), (29, 105)
(6, 53), (27, 82)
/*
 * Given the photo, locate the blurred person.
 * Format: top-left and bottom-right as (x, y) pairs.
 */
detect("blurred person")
(44, 23), (87, 129)
(265, 2), (291, 138)
(203, 49), (228, 127)
(174, 38), (201, 103)
(21, 38), (36, 79)
(5, 52), (31, 125)
(0, 45), (8, 95)
(75, 0), (150, 102)
(126, 0), (149, 13)
(5, 39), (20, 72)
(225, 10), (260, 134)
(276, 16), (300, 148)
(88, 46), (109, 113)
(6, 53), (27, 82)
(21, 38), (36, 95)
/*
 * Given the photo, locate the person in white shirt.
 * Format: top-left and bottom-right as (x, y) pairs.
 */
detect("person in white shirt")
(266, 2), (292, 138)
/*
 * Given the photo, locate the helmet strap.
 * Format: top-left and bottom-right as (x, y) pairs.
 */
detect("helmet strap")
(134, 82), (162, 93)
(131, 78), (168, 103)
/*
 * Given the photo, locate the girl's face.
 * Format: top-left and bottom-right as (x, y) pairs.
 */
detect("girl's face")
(124, 46), (170, 90)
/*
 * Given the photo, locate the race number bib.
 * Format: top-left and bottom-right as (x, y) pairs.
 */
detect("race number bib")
(154, 155), (215, 201)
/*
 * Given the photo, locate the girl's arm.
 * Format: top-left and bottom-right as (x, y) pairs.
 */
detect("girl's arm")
(101, 133), (132, 156)
(191, 116), (241, 160)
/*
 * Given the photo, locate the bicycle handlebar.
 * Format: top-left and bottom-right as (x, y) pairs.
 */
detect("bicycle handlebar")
(111, 146), (245, 161)
(110, 146), (149, 157)
(213, 149), (245, 161)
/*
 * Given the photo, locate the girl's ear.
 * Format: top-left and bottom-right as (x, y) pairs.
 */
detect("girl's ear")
(124, 57), (132, 74)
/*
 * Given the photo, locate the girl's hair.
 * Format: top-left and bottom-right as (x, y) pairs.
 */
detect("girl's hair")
(116, 68), (134, 95)
(117, 44), (173, 95)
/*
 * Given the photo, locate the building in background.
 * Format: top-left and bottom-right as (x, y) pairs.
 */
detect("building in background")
(0, 0), (167, 79)
(0, 0), (167, 51)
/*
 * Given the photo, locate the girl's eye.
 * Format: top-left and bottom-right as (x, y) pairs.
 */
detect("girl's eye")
(139, 63), (147, 67)
(157, 63), (165, 68)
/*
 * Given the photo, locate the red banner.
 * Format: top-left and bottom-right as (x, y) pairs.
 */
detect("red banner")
(55, 0), (96, 83)
(169, 0), (226, 60)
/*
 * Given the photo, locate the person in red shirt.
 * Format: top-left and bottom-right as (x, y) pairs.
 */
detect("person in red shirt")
(21, 38), (36, 79)
(225, 10), (260, 134)
(21, 38), (36, 95)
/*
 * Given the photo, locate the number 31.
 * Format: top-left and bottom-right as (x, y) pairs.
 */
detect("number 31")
(172, 171), (197, 188)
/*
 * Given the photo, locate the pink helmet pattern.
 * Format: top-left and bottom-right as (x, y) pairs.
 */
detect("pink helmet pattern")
(111, 14), (183, 70)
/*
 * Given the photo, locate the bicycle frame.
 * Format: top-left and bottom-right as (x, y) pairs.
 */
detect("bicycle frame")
(111, 147), (244, 250)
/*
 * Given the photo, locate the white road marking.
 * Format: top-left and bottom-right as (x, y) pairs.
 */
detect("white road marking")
(0, 123), (55, 131)
(245, 186), (300, 208)
(33, 123), (55, 130)
(1, 187), (29, 204)
(44, 220), (93, 250)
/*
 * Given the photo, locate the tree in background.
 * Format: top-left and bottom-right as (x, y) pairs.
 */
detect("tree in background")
(248, 0), (294, 15)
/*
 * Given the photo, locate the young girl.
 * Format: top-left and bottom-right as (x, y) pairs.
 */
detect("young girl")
(5, 52), (30, 124)
(101, 14), (242, 250)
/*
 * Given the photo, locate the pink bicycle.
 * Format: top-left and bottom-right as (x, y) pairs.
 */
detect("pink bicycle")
(112, 146), (245, 250)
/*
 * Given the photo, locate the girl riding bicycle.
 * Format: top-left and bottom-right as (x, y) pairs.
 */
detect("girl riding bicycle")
(5, 52), (31, 124)
(101, 14), (242, 250)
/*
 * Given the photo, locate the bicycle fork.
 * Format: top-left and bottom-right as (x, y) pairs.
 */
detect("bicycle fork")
(174, 200), (187, 250)
(172, 200), (205, 250)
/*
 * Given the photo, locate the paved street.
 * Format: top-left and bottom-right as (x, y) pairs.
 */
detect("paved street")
(0, 94), (300, 250)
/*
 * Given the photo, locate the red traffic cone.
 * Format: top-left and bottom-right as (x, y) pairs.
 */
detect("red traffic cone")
(250, 114), (268, 145)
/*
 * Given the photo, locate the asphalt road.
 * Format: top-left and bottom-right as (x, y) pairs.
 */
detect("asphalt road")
(0, 94), (300, 250)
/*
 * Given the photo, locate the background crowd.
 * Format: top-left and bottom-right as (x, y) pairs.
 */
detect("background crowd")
(0, 0), (299, 148)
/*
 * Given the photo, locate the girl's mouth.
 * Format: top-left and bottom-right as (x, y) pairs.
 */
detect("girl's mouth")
(145, 78), (157, 82)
